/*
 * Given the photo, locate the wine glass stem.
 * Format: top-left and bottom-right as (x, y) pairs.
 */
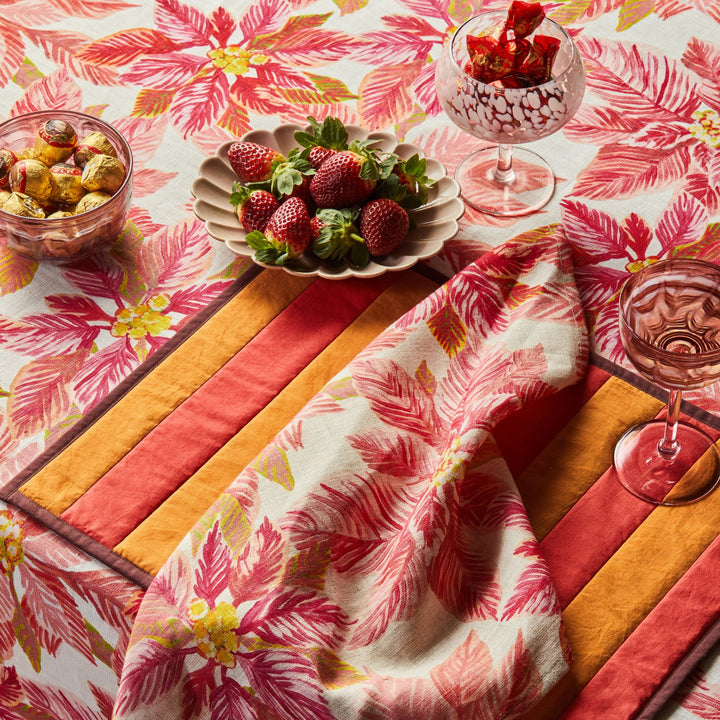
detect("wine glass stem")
(658, 388), (682, 458)
(493, 144), (516, 186)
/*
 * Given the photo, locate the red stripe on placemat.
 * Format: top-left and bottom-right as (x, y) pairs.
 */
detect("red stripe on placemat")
(61, 273), (395, 547)
(493, 362), (610, 478)
(540, 466), (655, 609)
(561, 534), (720, 720)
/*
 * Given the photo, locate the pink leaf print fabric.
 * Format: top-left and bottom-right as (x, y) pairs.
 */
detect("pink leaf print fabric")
(115, 234), (587, 719)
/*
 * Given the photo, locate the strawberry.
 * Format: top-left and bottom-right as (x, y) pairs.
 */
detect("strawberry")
(227, 141), (285, 183)
(245, 197), (311, 266)
(229, 185), (279, 232)
(359, 198), (409, 257)
(311, 207), (365, 264)
(310, 148), (379, 208)
(308, 146), (337, 170)
(294, 116), (348, 170)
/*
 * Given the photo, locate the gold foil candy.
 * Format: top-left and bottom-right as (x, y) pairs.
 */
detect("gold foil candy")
(49, 163), (85, 205)
(34, 119), (77, 166)
(0, 190), (11, 206)
(81, 154), (125, 194)
(74, 131), (117, 168)
(0, 149), (17, 189)
(9, 158), (54, 202)
(75, 191), (112, 213)
(46, 210), (76, 219)
(3, 192), (45, 218)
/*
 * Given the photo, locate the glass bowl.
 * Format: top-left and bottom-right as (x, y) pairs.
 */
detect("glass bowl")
(0, 110), (133, 263)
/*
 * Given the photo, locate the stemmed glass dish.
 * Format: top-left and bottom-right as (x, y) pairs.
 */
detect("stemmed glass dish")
(435, 11), (586, 216)
(614, 258), (720, 505)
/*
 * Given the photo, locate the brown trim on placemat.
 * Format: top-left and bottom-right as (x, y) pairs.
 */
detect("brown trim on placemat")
(1, 263), (264, 588)
(591, 351), (720, 432)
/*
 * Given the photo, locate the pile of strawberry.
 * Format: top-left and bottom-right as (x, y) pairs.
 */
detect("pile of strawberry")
(228, 116), (435, 268)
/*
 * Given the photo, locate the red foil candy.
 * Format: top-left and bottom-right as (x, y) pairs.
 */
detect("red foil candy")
(465, 1), (559, 87)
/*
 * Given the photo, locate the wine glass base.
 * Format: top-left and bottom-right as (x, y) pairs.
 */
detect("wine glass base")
(455, 146), (555, 217)
(613, 419), (720, 506)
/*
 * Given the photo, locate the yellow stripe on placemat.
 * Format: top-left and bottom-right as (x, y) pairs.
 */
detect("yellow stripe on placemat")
(114, 270), (440, 576)
(517, 377), (665, 540)
(18, 271), (314, 514)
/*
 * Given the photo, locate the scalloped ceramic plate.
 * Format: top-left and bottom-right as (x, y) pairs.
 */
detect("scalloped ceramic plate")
(191, 123), (464, 279)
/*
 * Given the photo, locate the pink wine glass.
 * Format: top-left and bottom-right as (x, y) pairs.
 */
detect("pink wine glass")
(435, 11), (585, 216)
(614, 258), (720, 505)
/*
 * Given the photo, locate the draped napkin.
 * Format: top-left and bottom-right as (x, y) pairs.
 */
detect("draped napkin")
(113, 232), (588, 720)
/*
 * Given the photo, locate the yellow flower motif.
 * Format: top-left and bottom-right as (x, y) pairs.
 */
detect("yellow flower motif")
(111, 298), (172, 339)
(432, 438), (464, 487)
(626, 257), (660, 273)
(689, 108), (720, 148)
(190, 600), (240, 668)
(0, 511), (24, 573)
(208, 46), (270, 75)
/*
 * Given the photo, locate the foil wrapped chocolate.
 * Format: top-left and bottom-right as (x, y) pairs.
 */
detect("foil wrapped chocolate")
(81, 154), (125, 194)
(3, 192), (45, 218)
(49, 163), (85, 205)
(9, 158), (54, 202)
(464, 0), (560, 87)
(34, 119), (77, 166)
(46, 210), (76, 219)
(74, 131), (117, 168)
(75, 191), (112, 213)
(0, 149), (17, 189)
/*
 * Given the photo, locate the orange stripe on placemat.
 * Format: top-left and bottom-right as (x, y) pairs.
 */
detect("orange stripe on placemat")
(114, 270), (441, 575)
(14, 269), (314, 513)
(562, 534), (720, 719)
(516, 376), (665, 540)
(58, 272), (399, 548)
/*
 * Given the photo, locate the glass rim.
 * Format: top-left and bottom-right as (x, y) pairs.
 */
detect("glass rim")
(448, 11), (580, 91)
(618, 257), (720, 366)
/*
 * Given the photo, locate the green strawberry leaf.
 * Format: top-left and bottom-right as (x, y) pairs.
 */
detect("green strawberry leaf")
(295, 116), (349, 150)
(229, 182), (251, 207)
(349, 242), (370, 268)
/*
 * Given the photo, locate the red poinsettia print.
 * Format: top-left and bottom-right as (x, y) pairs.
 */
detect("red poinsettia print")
(0, 217), (233, 441)
(76, 0), (359, 139)
(114, 516), (350, 720)
(564, 35), (720, 214)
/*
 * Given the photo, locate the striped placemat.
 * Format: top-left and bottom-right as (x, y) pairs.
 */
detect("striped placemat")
(3, 265), (442, 586)
(494, 356), (720, 720)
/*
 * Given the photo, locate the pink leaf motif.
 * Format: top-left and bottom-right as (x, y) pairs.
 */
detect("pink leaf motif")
(0, 27), (28, 87)
(9, 65), (83, 115)
(166, 281), (232, 315)
(0, 313), (98, 356)
(655, 192), (709, 253)
(72, 337), (139, 410)
(284, 541), (332, 592)
(228, 518), (286, 604)
(237, 648), (335, 720)
(76, 28), (181, 67)
(194, 523), (232, 606)
(208, 677), (253, 720)
(677, 670), (720, 718)
(44, 295), (113, 324)
(356, 28), (434, 65)
(132, 167), (178, 198)
(576, 36), (700, 121)
(20, 677), (107, 720)
(209, 6), (236, 46)
(239, 0), (289, 44)
(347, 429), (436, 478)
(0, 666), (22, 706)
(240, 587), (349, 649)
(572, 145), (691, 200)
(502, 561), (559, 620)
(560, 198), (631, 263)
(563, 105), (646, 146)
(7, 351), (87, 439)
(267, 30), (360, 67)
(682, 38), (720, 110)
(170, 68), (230, 137)
(63, 258), (125, 299)
(357, 61), (424, 130)
(137, 217), (213, 295)
(120, 52), (208, 91)
(460, 468), (531, 531)
(620, 212), (654, 259)
(12, 600), (41, 672)
(114, 638), (186, 715)
(0, 248), (37, 295)
(352, 359), (441, 446)
(155, 0), (213, 45)
(254, 445), (294, 490)
(431, 629), (543, 719)
(428, 296), (467, 358)
(360, 673), (453, 720)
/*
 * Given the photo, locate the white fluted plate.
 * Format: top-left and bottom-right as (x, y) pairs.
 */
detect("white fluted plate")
(191, 123), (464, 279)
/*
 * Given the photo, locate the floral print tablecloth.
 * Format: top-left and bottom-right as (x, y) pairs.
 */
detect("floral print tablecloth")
(0, 0), (718, 717)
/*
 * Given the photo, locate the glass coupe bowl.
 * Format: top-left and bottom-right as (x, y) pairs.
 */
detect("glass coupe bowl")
(0, 110), (133, 263)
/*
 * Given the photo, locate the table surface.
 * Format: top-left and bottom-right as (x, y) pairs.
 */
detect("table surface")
(0, 0), (719, 718)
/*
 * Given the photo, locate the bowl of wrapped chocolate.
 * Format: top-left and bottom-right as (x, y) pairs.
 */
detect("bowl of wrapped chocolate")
(0, 110), (133, 262)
